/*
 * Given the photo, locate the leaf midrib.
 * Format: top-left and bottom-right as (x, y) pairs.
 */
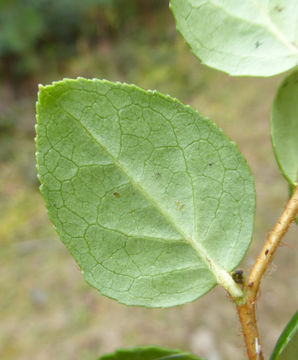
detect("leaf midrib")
(40, 83), (245, 298)
(44, 87), (219, 264)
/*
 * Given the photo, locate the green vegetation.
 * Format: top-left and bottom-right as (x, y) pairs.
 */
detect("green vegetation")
(36, 78), (255, 306)
(271, 71), (298, 187)
(98, 346), (202, 359)
(270, 311), (298, 360)
(0, 0), (165, 77)
(170, 0), (298, 76)
(1, 1), (297, 359)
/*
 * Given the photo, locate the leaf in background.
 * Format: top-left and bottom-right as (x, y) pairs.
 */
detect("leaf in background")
(36, 78), (255, 307)
(170, 0), (298, 77)
(271, 70), (298, 187)
(98, 346), (204, 359)
(270, 311), (298, 360)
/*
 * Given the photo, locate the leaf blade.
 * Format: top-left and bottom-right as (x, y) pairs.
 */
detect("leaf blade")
(98, 345), (205, 360)
(271, 70), (298, 187)
(270, 311), (298, 360)
(170, 0), (298, 77)
(36, 78), (255, 307)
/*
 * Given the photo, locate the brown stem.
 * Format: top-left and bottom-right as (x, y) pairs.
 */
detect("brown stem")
(236, 186), (298, 360)
(248, 186), (298, 301)
(237, 301), (263, 360)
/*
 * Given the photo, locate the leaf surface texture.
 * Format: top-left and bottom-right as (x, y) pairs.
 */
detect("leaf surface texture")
(170, 0), (298, 76)
(36, 78), (255, 307)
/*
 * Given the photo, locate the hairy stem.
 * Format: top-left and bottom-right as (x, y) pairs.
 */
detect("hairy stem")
(237, 186), (298, 360)
(248, 186), (298, 301)
(237, 302), (263, 360)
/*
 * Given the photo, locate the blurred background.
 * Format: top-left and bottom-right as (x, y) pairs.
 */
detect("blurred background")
(0, 1), (297, 359)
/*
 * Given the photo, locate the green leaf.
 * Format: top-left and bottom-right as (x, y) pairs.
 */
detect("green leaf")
(271, 70), (298, 187)
(98, 346), (204, 360)
(36, 78), (255, 307)
(170, 0), (298, 77)
(270, 311), (298, 360)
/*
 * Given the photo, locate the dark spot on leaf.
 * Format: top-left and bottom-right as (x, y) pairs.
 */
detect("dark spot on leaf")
(265, 249), (269, 256)
(155, 171), (161, 179)
(232, 269), (245, 284)
(113, 192), (120, 198)
(274, 5), (283, 12)
(255, 41), (262, 48)
(209, 163), (213, 166)
(175, 200), (184, 211)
